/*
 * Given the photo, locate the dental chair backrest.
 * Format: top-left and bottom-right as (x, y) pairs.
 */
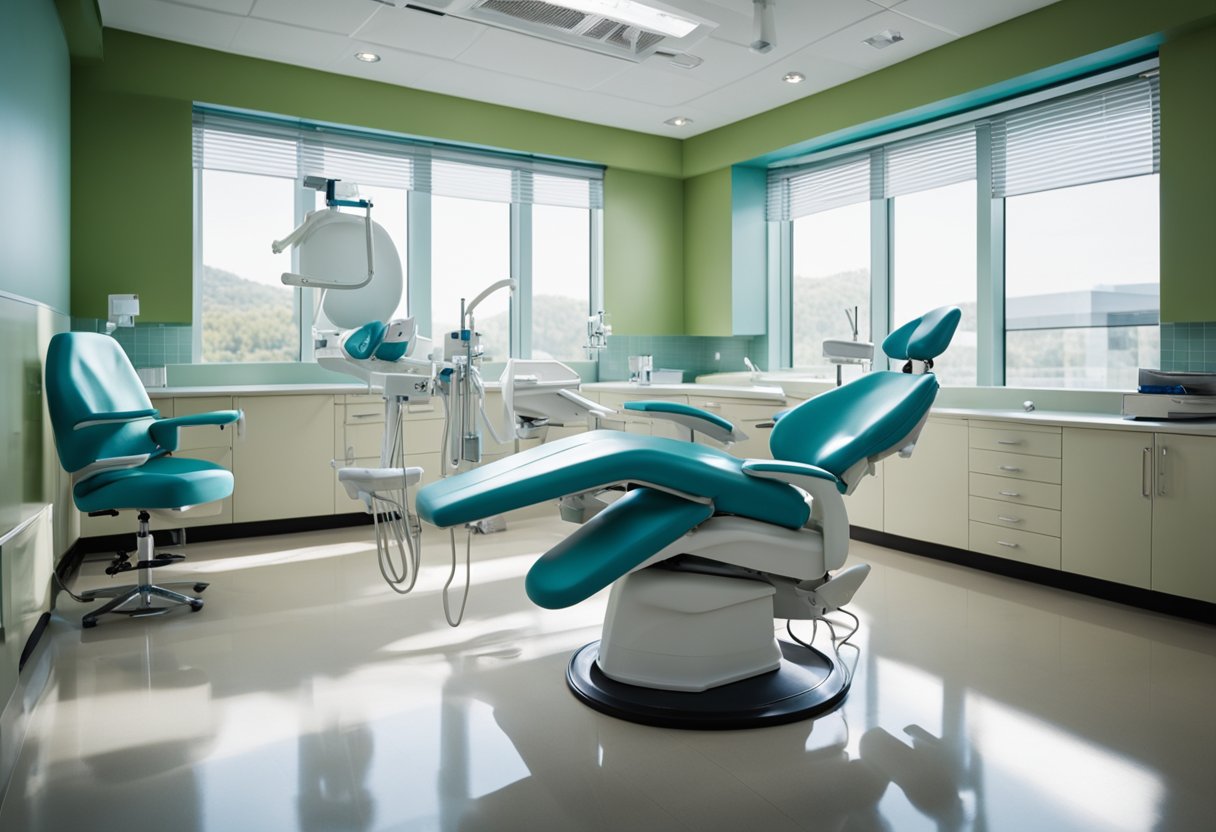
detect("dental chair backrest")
(769, 307), (961, 493)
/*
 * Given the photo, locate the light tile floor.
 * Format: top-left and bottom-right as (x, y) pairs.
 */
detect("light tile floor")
(1, 517), (1214, 832)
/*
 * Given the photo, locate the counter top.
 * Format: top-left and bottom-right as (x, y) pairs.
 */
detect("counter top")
(929, 407), (1216, 435)
(146, 384), (372, 398)
(583, 382), (787, 403)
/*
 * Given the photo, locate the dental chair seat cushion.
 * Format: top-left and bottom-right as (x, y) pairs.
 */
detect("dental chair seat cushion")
(415, 431), (811, 531)
(769, 372), (939, 483)
(73, 456), (234, 513)
(525, 488), (713, 609)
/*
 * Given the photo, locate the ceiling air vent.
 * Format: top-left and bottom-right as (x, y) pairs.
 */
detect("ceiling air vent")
(403, 0), (716, 62)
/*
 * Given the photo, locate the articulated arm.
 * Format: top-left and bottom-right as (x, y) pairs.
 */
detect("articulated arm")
(149, 410), (243, 452)
(740, 460), (850, 572)
(623, 401), (747, 446)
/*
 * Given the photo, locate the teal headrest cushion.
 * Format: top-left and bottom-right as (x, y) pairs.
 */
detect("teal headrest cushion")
(882, 306), (961, 362)
(343, 321), (387, 360)
(374, 340), (407, 361)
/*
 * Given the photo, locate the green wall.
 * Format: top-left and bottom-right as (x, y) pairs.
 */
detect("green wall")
(683, 169), (732, 336)
(71, 29), (684, 323)
(603, 169), (684, 335)
(1159, 23), (1216, 322)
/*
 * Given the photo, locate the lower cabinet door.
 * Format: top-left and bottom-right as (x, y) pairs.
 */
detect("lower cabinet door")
(1151, 433), (1216, 602)
(234, 395), (335, 523)
(883, 420), (968, 549)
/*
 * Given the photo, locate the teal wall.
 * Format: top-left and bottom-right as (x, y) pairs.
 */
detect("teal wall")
(1, 0), (71, 312)
(0, 0), (74, 567)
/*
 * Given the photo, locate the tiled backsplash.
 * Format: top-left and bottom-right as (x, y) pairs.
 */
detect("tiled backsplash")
(1159, 322), (1216, 372)
(596, 334), (762, 381)
(72, 319), (193, 368)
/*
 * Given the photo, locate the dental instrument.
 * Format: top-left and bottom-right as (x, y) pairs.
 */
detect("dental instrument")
(585, 309), (612, 356)
(414, 306), (961, 728)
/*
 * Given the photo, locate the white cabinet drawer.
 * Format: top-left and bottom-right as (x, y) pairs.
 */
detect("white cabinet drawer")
(969, 449), (1061, 484)
(969, 426), (1061, 458)
(337, 402), (385, 425)
(969, 473), (1061, 510)
(969, 522), (1061, 569)
(968, 496), (1060, 537)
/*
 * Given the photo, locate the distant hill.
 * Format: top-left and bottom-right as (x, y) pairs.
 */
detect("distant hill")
(200, 266), (298, 363)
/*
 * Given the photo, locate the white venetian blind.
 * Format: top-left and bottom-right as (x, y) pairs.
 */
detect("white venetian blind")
(991, 74), (1159, 198)
(192, 107), (603, 209)
(767, 153), (874, 221)
(883, 125), (977, 198)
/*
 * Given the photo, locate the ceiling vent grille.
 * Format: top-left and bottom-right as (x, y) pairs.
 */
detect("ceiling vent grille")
(404, 0), (715, 62)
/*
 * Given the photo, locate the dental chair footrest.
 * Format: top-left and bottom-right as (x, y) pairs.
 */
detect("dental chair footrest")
(567, 639), (848, 730)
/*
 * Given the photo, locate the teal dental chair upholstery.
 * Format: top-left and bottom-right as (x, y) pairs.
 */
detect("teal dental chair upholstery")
(416, 308), (960, 728)
(46, 332), (241, 627)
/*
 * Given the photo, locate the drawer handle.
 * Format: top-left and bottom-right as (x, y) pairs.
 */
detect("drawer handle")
(350, 413), (381, 420)
(998, 490), (1021, 498)
(996, 439), (1023, 446)
(998, 465), (1022, 472)
(701, 402), (722, 409)
(997, 541), (1020, 549)
(997, 515), (1022, 524)
(1142, 447), (1152, 498)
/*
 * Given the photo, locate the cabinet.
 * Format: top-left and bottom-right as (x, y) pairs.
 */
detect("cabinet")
(883, 419), (969, 549)
(686, 394), (778, 460)
(1062, 428), (1216, 602)
(969, 422), (1063, 569)
(234, 395), (334, 523)
(845, 460), (883, 530)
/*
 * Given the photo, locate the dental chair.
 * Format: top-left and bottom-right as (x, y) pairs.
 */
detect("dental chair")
(415, 307), (960, 728)
(46, 332), (241, 628)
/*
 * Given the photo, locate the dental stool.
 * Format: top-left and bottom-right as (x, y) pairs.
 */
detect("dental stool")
(46, 333), (241, 628)
(416, 307), (960, 728)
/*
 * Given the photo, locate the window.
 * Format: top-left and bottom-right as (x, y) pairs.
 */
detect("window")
(1005, 176), (1159, 388)
(791, 202), (870, 373)
(768, 64), (1160, 390)
(891, 180), (977, 385)
(192, 108), (602, 364)
(532, 203), (593, 361)
(199, 169), (300, 362)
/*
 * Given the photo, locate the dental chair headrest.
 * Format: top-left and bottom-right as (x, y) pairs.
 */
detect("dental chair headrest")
(341, 318), (416, 361)
(882, 306), (961, 363)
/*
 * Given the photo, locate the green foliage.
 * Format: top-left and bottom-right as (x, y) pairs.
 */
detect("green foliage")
(200, 266), (299, 363)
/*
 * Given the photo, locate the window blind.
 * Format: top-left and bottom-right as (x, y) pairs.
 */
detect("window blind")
(192, 108), (603, 209)
(991, 74), (1159, 198)
(766, 154), (874, 221)
(884, 126), (976, 199)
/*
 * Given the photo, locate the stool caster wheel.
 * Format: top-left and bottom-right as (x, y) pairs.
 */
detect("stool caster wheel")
(83, 618), (98, 629)
(193, 583), (209, 593)
(189, 600), (204, 612)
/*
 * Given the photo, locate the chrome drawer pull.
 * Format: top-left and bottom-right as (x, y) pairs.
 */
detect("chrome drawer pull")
(997, 515), (1022, 524)
(998, 490), (1021, 498)
(998, 465), (1022, 472)
(997, 541), (1019, 549)
(996, 439), (1023, 446)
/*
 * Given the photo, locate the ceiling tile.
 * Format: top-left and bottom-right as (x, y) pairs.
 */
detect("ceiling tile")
(326, 41), (450, 89)
(458, 27), (630, 91)
(892, 0), (1059, 38)
(688, 53), (862, 122)
(354, 5), (486, 60)
(802, 8), (955, 71)
(249, 0), (376, 36)
(99, 0), (243, 49)
(170, 0), (255, 14)
(592, 64), (719, 107)
(229, 17), (351, 66)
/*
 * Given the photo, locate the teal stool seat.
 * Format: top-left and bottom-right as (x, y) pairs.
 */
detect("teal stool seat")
(73, 456), (234, 514)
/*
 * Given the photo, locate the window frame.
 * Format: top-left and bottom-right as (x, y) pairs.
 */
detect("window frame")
(770, 58), (1159, 389)
(191, 113), (602, 366)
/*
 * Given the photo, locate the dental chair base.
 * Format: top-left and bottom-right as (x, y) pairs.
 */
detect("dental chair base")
(80, 511), (207, 628)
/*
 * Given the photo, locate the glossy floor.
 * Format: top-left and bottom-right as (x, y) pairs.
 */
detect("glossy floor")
(2, 517), (1214, 832)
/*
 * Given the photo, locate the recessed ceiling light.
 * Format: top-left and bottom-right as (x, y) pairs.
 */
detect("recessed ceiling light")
(783, 71), (805, 84)
(862, 30), (904, 50)
(665, 116), (693, 127)
(354, 51), (381, 63)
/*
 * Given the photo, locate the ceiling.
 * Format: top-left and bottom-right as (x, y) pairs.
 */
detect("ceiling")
(97, 0), (1060, 137)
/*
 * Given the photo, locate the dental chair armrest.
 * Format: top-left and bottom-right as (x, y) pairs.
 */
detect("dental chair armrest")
(623, 401), (745, 446)
(741, 460), (850, 571)
(149, 410), (243, 452)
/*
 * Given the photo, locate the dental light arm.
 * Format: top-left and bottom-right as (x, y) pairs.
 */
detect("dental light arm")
(275, 178), (376, 290)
